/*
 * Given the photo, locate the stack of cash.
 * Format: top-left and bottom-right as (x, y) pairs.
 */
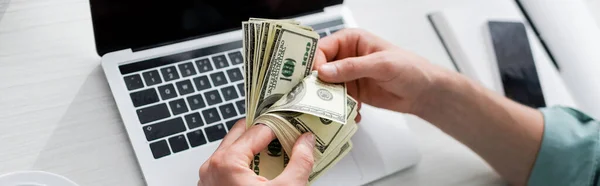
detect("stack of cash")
(242, 18), (359, 183)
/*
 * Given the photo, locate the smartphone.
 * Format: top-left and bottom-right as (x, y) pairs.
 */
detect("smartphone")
(486, 21), (546, 108)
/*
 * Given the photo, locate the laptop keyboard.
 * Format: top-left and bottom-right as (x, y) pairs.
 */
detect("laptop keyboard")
(119, 19), (345, 159)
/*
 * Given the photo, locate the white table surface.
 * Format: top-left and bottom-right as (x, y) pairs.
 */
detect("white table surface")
(1, 0), (598, 185)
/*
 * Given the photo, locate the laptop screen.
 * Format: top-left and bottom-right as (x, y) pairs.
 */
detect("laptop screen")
(90, 0), (343, 56)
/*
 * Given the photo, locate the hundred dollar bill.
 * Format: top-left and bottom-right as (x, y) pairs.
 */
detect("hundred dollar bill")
(251, 139), (289, 180)
(253, 23), (319, 120)
(243, 22), (255, 127)
(276, 95), (356, 155)
(267, 72), (348, 124)
(255, 23), (278, 100)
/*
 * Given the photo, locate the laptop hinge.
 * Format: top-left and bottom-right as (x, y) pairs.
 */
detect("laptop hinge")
(283, 9), (325, 19)
(131, 28), (234, 53)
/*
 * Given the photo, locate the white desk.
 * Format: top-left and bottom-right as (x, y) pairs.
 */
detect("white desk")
(1, 0), (597, 185)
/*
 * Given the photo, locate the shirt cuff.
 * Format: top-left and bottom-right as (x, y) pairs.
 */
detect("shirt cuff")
(528, 107), (600, 186)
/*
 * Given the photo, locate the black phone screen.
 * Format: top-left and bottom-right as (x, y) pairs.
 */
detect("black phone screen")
(488, 21), (546, 108)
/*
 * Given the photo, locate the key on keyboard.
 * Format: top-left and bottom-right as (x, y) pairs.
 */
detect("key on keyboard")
(220, 86), (238, 101)
(193, 76), (212, 91)
(212, 55), (229, 69)
(204, 90), (223, 106)
(142, 70), (162, 86)
(202, 108), (221, 124)
(226, 68), (243, 82)
(169, 99), (189, 115)
(205, 124), (227, 142)
(219, 103), (238, 120)
(175, 80), (194, 95)
(196, 58), (213, 73)
(185, 112), (204, 129)
(228, 51), (243, 65)
(168, 134), (189, 153)
(144, 117), (186, 141)
(178, 62), (197, 77)
(157, 84), (177, 100)
(186, 94), (206, 110)
(130, 88), (160, 107)
(210, 72), (228, 87)
(137, 103), (170, 124)
(187, 129), (207, 147)
(160, 66), (180, 82)
(150, 140), (170, 159)
(124, 74), (144, 91)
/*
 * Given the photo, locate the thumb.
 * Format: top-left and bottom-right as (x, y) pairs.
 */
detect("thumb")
(317, 52), (391, 83)
(273, 133), (316, 183)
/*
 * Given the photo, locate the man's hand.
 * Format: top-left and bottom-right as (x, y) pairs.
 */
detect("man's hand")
(198, 118), (316, 186)
(315, 29), (543, 185)
(315, 28), (450, 117)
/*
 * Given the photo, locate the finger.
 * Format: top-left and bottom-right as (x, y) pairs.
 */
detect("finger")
(357, 101), (362, 111)
(273, 133), (316, 183)
(229, 124), (277, 159)
(346, 82), (362, 123)
(355, 113), (362, 123)
(318, 52), (393, 82)
(318, 28), (393, 61)
(317, 29), (351, 61)
(313, 49), (327, 71)
(355, 102), (362, 123)
(216, 118), (247, 150)
(346, 81), (359, 101)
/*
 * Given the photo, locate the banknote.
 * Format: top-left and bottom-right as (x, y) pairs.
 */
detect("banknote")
(268, 72), (348, 124)
(242, 18), (357, 184)
(253, 23), (319, 119)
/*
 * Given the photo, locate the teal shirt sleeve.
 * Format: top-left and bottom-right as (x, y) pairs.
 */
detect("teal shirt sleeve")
(528, 107), (600, 186)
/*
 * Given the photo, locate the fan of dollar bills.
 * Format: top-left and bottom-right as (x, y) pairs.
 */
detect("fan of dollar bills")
(242, 18), (359, 183)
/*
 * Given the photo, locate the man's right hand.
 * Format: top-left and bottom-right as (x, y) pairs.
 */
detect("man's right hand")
(315, 28), (452, 116)
(316, 29), (545, 186)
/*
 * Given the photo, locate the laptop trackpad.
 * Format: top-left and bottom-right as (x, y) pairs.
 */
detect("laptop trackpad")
(313, 153), (362, 185)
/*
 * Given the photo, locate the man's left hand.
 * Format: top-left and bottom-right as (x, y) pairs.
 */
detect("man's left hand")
(198, 118), (316, 186)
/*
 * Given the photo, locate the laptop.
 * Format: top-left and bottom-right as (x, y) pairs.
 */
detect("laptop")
(90, 0), (421, 185)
